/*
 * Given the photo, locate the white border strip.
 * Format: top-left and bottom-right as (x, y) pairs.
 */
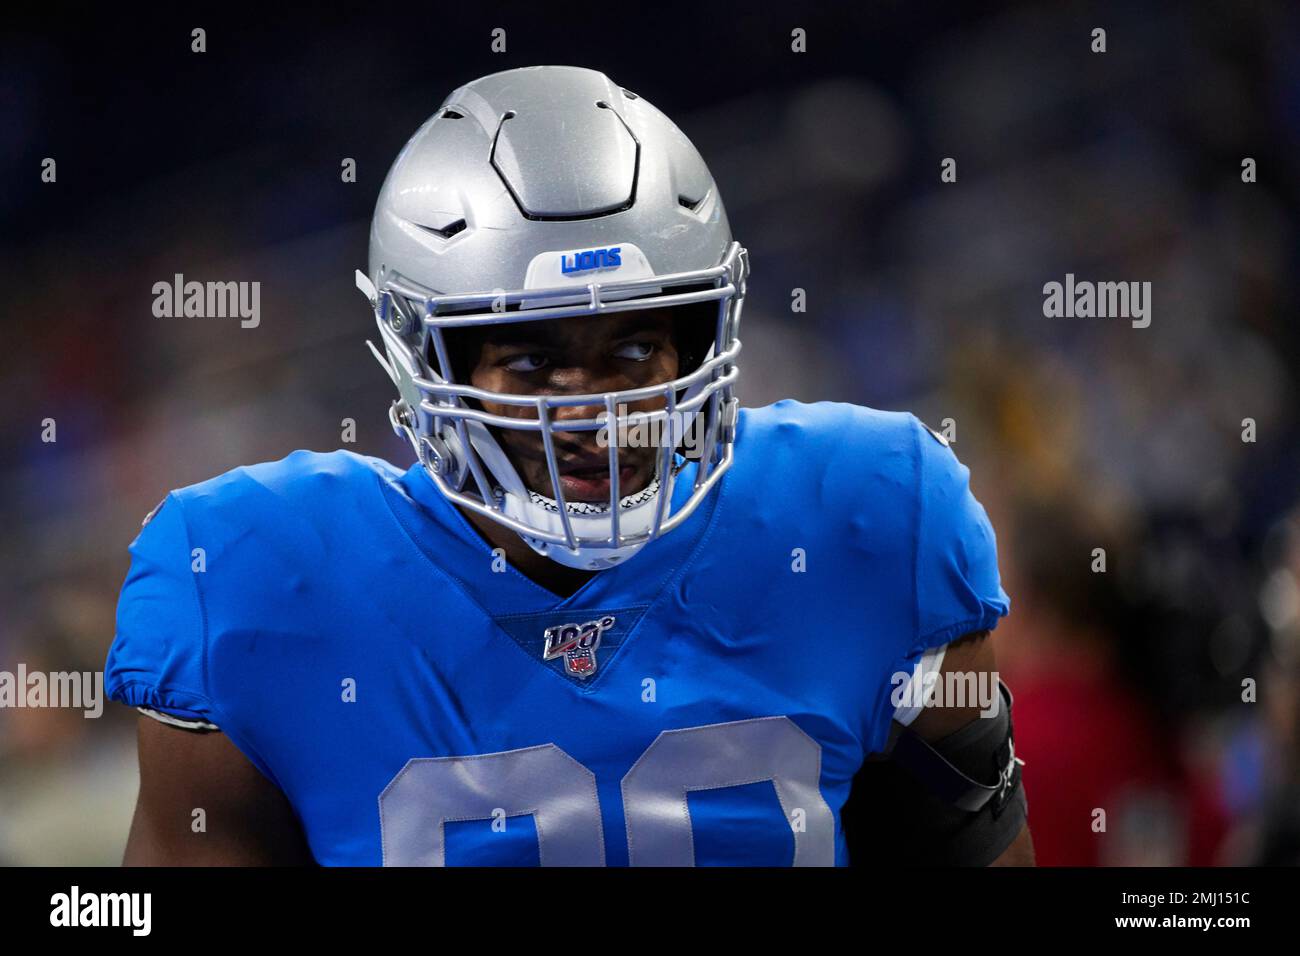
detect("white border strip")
(892, 644), (948, 727)
(137, 706), (219, 733)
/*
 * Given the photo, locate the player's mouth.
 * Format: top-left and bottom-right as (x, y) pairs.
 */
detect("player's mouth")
(556, 459), (638, 502)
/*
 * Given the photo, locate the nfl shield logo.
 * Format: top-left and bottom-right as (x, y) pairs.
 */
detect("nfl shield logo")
(543, 616), (616, 679)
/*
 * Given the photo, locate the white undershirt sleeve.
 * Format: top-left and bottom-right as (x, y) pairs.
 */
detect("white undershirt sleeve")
(891, 643), (948, 727)
(136, 706), (220, 733)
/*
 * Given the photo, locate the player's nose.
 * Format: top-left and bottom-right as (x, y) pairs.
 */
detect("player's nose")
(544, 375), (622, 454)
(545, 366), (624, 412)
(550, 401), (609, 452)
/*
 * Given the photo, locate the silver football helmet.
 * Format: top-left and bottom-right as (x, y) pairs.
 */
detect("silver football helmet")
(358, 65), (747, 570)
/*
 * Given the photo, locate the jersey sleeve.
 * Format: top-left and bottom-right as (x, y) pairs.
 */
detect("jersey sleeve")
(104, 493), (216, 725)
(911, 415), (1010, 651)
(867, 417), (1011, 753)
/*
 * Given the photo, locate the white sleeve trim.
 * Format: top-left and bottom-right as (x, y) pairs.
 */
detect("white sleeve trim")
(892, 644), (947, 727)
(137, 706), (220, 732)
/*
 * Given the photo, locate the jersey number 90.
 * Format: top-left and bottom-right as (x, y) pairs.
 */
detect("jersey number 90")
(378, 715), (835, 866)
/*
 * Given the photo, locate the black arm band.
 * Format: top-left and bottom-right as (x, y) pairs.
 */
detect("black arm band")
(842, 681), (1027, 866)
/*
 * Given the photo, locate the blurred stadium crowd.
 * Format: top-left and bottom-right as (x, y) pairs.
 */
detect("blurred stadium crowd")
(1, 3), (1297, 864)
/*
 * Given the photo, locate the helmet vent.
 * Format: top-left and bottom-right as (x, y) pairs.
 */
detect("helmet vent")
(621, 88), (639, 100)
(417, 218), (467, 240)
(678, 193), (705, 212)
(440, 109), (464, 119)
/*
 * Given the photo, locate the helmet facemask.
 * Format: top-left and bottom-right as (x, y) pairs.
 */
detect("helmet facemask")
(359, 241), (747, 571)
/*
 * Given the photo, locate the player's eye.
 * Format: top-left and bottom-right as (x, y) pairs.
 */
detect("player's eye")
(503, 353), (549, 373)
(613, 341), (656, 362)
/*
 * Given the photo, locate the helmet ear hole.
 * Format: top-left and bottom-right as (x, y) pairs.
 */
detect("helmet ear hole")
(671, 297), (722, 377)
(437, 325), (490, 387)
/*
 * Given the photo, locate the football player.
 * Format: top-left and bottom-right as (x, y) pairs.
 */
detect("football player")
(107, 66), (1032, 866)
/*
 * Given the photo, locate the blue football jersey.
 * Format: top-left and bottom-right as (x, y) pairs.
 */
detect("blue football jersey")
(105, 400), (1009, 866)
